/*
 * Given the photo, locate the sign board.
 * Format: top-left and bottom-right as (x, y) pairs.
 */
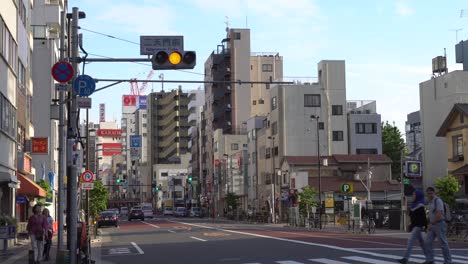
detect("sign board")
(102, 143), (122, 156)
(341, 183), (354, 194)
(51, 61), (74, 83)
(0, 226), (16, 239)
(100, 104), (105, 122)
(55, 83), (68, 92)
(73, 75), (96, 97)
(138, 96), (147, 109)
(31, 137), (49, 154)
(140, 35), (184, 55)
(406, 160), (422, 177)
(130, 147), (141, 161)
(80, 170), (94, 183)
(122, 95), (137, 106)
(81, 182), (94, 190)
(325, 192), (334, 208)
(130, 135), (142, 148)
(77, 97), (92, 109)
(97, 129), (122, 137)
(16, 196), (27, 204)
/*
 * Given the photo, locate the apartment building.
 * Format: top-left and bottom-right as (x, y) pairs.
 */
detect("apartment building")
(347, 100), (382, 155)
(95, 121), (121, 187)
(405, 110), (422, 159)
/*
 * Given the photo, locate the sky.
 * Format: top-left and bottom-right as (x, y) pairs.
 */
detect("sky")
(75, 0), (468, 134)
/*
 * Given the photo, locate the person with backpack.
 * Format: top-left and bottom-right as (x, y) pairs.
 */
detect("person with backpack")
(423, 187), (452, 264)
(26, 204), (47, 264)
(399, 189), (428, 264)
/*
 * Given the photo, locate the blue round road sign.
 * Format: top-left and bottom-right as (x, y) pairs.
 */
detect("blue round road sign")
(73, 75), (96, 97)
(51, 61), (74, 83)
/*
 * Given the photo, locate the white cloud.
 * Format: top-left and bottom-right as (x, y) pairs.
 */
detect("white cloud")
(396, 2), (414, 16)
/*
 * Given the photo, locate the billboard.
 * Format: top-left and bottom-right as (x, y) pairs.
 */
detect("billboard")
(102, 143), (122, 156)
(97, 129), (122, 137)
(122, 95), (137, 106)
(138, 96), (147, 109)
(99, 104), (105, 122)
(31, 137), (49, 154)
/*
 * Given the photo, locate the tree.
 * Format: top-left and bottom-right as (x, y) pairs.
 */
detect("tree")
(298, 186), (319, 218)
(225, 192), (239, 211)
(89, 180), (109, 218)
(36, 179), (52, 207)
(434, 174), (461, 206)
(382, 121), (405, 180)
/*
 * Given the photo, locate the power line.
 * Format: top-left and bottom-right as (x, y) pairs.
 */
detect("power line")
(79, 27), (140, 45)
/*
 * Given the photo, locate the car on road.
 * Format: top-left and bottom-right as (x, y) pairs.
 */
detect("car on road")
(163, 207), (173, 216)
(97, 210), (119, 228)
(142, 205), (154, 219)
(132, 206), (142, 211)
(174, 207), (187, 217)
(189, 207), (202, 217)
(128, 209), (145, 221)
(120, 207), (128, 216)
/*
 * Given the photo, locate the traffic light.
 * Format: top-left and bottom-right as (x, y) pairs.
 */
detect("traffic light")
(188, 177), (193, 182)
(116, 179), (121, 183)
(151, 50), (196, 70)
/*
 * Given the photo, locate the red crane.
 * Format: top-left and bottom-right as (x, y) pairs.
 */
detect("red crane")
(130, 70), (154, 96)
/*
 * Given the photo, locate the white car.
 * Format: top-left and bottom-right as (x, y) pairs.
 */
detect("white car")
(142, 205), (154, 219)
(163, 207), (173, 216)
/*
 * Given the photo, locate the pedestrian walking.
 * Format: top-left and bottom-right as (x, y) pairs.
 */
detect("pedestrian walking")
(42, 208), (54, 261)
(399, 189), (427, 264)
(26, 204), (47, 264)
(423, 187), (452, 264)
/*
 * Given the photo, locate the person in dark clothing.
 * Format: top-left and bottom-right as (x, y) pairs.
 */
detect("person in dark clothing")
(399, 189), (428, 264)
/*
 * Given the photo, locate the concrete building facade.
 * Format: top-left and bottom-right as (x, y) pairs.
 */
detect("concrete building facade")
(347, 100), (382, 155)
(405, 110), (422, 159)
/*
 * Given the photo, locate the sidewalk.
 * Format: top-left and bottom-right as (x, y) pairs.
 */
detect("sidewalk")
(0, 236), (59, 264)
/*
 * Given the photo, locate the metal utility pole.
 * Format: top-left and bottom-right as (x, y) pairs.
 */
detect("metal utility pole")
(311, 115), (321, 229)
(57, 9), (67, 252)
(271, 137), (276, 224)
(67, 7), (80, 264)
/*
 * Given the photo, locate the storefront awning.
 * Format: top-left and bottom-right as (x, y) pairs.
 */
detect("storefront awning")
(17, 174), (46, 198)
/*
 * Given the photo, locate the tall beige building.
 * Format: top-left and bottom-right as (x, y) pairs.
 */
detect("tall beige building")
(250, 54), (283, 117)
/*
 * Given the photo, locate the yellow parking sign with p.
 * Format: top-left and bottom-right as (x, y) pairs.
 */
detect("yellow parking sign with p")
(341, 183), (353, 194)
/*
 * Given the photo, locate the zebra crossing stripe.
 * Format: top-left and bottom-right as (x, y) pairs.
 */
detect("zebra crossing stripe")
(440, 254), (468, 260)
(276, 261), (304, 264)
(342, 256), (399, 264)
(412, 254), (467, 263)
(309, 258), (351, 264)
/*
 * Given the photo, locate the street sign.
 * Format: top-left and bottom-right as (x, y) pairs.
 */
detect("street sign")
(406, 160), (422, 177)
(325, 192), (334, 208)
(73, 75), (96, 97)
(342, 195), (352, 200)
(140, 35), (184, 55)
(130, 147), (141, 161)
(55, 83), (68, 92)
(51, 61), (74, 83)
(80, 170), (94, 183)
(81, 182), (94, 190)
(77, 97), (92, 109)
(341, 183), (353, 194)
(130, 135), (142, 148)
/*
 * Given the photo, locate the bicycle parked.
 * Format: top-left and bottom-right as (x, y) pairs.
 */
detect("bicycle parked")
(360, 216), (376, 234)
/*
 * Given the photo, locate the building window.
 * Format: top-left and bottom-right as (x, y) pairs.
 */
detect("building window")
(214, 141), (218, 152)
(271, 96), (277, 110)
(143, 114), (147, 118)
(252, 100), (256, 105)
(143, 133), (147, 137)
(332, 131), (344, 141)
(460, 114), (465, 124)
(271, 122), (278, 135)
(0, 94), (16, 138)
(265, 148), (271, 159)
(355, 123), (377, 134)
(453, 135), (463, 158)
(262, 64), (273, 72)
(233, 32), (241, 39)
(252, 152), (257, 163)
(258, 99), (264, 104)
(304, 94), (320, 107)
(18, 61), (25, 90)
(356, 148), (378, 154)
(318, 122), (324, 130)
(332, 105), (343, 115)
(143, 123), (147, 128)
(231, 143), (239, 150)
(273, 146), (279, 156)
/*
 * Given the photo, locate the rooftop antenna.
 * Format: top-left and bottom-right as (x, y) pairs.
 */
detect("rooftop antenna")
(450, 28), (463, 43)
(225, 16), (230, 32)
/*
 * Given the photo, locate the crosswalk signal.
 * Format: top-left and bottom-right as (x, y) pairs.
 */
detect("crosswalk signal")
(116, 179), (121, 183)
(188, 177), (193, 182)
(151, 51), (196, 70)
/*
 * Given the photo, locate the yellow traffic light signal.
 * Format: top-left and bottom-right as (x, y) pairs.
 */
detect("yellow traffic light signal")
(151, 51), (196, 70)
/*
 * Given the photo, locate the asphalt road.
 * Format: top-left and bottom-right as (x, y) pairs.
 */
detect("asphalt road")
(96, 217), (468, 264)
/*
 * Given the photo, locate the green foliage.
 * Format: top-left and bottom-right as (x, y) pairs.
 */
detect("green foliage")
(298, 186), (319, 217)
(434, 174), (461, 206)
(0, 214), (17, 227)
(36, 179), (52, 207)
(381, 121), (405, 180)
(225, 192), (239, 210)
(89, 180), (109, 218)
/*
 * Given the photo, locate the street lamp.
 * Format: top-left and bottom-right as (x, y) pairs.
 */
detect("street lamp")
(310, 115), (321, 229)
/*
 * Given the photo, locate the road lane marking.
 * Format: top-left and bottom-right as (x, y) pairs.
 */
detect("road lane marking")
(276, 261), (305, 264)
(413, 254), (466, 263)
(449, 254), (468, 260)
(190, 236), (207, 242)
(309, 259), (351, 264)
(142, 221), (160, 228)
(168, 230), (176, 233)
(131, 242), (144, 255)
(168, 220), (420, 262)
(342, 256), (397, 264)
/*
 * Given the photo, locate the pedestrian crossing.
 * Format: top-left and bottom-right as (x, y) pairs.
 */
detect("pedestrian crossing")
(237, 253), (468, 264)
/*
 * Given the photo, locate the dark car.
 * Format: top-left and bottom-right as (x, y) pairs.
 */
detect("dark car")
(128, 209), (145, 221)
(97, 211), (118, 228)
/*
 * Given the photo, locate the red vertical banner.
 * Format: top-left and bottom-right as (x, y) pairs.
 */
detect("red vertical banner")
(99, 104), (105, 122)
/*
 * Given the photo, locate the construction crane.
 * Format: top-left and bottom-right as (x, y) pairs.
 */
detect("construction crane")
(130, 70), (155, 96)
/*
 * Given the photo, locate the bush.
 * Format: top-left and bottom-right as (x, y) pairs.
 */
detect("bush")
(0, 214), (18, 227)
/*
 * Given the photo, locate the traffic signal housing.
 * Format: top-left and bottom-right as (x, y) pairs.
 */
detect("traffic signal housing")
(116, 179), (121, 183)
(151, 50), (196, 70)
